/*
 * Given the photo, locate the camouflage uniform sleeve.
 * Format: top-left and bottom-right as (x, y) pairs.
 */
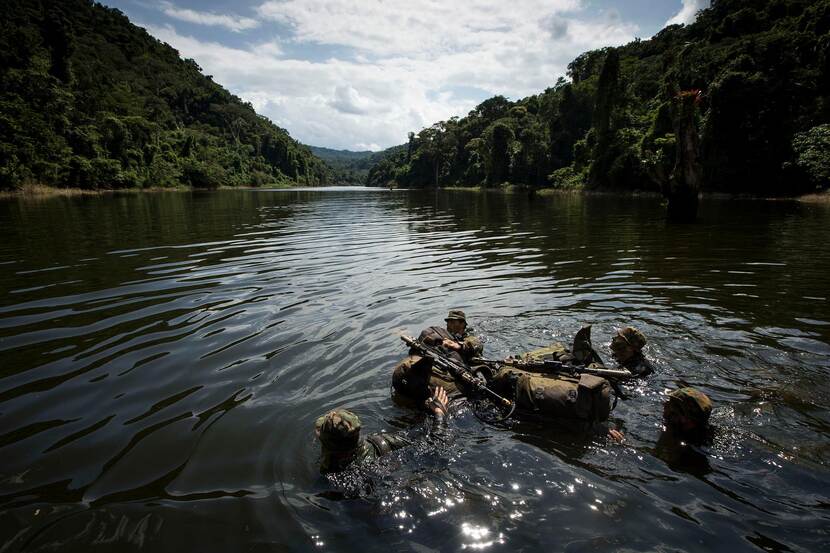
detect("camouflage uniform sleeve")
(461, 335), (483, 361)
(365, 432), (411, 456)
(383, 432), (411, 452)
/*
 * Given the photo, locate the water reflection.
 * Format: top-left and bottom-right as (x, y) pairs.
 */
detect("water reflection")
(0, 189), (828, 552)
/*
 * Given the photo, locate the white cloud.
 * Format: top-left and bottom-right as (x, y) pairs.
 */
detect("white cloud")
(144, 1), (640, 150)
(666, 0), (708, 27)
(256, 0), (584, 58)
(161, 2), (259, 32)
(255, 40), (284, 57)
(354, 143), (381, 152)
(329, 85), (373, 115)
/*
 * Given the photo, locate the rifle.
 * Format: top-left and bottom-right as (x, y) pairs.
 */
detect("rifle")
(471, 356), (635, 381)
(400, 335), (513, 409)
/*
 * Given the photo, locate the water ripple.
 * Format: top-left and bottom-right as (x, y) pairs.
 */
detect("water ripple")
(0, 189), (828, 552)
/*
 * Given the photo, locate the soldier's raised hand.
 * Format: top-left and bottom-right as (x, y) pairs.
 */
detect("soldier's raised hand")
(426, 385), (449, 418)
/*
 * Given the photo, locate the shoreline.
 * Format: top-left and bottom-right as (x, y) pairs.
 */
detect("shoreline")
(0, 182), (298, 200)
(0, 183), (191, 200)
(2, 183), (828, 203)
(432, 185), (830, 203)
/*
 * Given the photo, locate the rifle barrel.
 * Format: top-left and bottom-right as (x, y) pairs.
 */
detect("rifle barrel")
(471, 356), (634, 380)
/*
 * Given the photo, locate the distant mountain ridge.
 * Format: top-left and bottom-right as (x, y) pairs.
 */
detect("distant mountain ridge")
(310, 145), (393, 185)
(309, 146), (375, 161)
(0, 0), (331, 190)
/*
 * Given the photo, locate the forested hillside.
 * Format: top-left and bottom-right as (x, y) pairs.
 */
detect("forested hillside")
(0, 0), (330, 191)
(309, 146), (377, 185)
(368, 0), (830, 196)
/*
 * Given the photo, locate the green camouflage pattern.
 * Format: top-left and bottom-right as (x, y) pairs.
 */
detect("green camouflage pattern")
(519, 342), (569, 363)
(364, 432), (411, 456)
(666, 387), (712, 423)
(417, 326), (480, 358)
(392, 321), (486, 402)
(618, 326), (647, 350)
(320, 431), (411, 473)
(461, 334), (484, 358)
(316, 409), (361, 452)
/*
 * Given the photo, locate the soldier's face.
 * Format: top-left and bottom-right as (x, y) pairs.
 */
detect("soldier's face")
(663, 403), (699, 433)
(610, 334), (634, 362)
(446, 319), (465, 335)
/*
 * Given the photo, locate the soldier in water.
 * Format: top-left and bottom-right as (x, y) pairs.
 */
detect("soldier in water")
(392, 309), (484, 401)
(652, 387), (714, 474)
(417, 309), (483, 365)
(610, 387), (713, 447)
(609, 326), (655, 376)
(661, 387), (713, 442)
(316, 387), (450, 473)
(517, 325), (654, 377)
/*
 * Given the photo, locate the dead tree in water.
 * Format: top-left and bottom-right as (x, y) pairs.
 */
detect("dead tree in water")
(666, 90), (702, 222)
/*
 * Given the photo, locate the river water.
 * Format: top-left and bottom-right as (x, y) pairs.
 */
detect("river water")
(0, 188), (828, 552)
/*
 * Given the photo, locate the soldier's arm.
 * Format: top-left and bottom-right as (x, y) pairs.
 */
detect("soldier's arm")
(380, 432), (412, 452)
(365, 432), (411, 457)
(461, 335), (484, 360)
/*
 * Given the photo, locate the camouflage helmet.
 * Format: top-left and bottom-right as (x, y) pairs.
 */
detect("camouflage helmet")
(445, 309), (467, 324)
(315, 409), (361, 452)
(665, 387), (712, 425)
(617, 327), (647, 350)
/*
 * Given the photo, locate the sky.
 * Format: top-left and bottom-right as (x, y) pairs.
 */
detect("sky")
(101, 0), (709, 151)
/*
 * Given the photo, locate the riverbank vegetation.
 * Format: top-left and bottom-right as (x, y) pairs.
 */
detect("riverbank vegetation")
(0, 0), (331, 192)
(367, 0), (830, 197)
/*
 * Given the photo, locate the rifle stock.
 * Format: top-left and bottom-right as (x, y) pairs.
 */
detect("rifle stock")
(401, 335), (513, 409)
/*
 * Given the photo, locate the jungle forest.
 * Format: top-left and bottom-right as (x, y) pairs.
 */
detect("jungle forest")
(0, 0), (828, 196)
(0, 0), (330, 190)
(367, 0), (830, 197)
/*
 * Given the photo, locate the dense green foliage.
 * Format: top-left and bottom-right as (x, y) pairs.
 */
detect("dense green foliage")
(368, 0), (830, 195)
(0, 0), (330, 191)
(309, 146), (382, 185)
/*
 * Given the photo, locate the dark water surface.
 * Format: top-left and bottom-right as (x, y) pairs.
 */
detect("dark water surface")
(1, 188), (829, 552)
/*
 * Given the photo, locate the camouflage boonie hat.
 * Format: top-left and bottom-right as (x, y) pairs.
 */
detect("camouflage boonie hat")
(445, 309), (467, 323)
(618, 327), (647, 350)
(666, 388), (712, 424)
(315, 409), (361, 452)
